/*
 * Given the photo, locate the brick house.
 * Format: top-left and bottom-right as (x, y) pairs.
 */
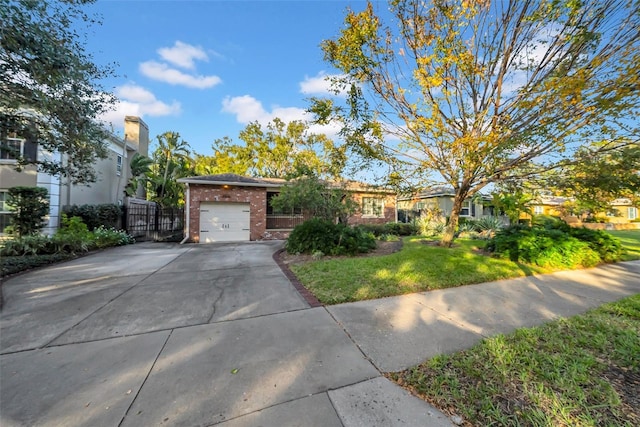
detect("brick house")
(177, 174), (397, 243)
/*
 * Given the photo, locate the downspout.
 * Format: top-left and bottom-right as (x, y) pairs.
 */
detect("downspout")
(180, 182), (190, 244)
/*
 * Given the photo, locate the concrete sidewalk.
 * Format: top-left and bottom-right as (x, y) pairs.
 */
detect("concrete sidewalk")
(1, 241), (639, 427)
(328, 260), (640, 372)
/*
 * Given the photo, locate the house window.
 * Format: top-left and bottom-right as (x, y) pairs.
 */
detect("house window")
(460, 200), (472, 216)
(116, 154), (123, 176)
(0, 137), (24, 162)
(0, 191), (12, 234)
(362, 197), (384, 217)
(629, 207), (638, 221)
(534, 205), (544, 215)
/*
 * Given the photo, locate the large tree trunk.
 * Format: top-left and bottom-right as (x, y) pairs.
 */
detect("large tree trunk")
(440, 190), (468, 247)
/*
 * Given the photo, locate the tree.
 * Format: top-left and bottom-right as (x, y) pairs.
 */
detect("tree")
(211, 118), (347, 179)
(311, 0), (640, 246)
(1, 0), (116, 184)
(148, 131), (193, 206)
(545, 142), (640, 215)
(124, 153), (153, 197)
(270, 174), (358, 223)
(7, 186), (49, 236)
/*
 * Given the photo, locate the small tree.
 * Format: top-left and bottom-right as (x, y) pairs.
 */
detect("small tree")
(270, 175), (358, 223)
(7, 186), (49, 236)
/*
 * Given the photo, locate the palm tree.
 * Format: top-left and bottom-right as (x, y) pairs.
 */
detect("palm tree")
(155, 131), (192, 201)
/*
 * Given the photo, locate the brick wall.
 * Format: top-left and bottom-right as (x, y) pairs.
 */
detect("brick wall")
(188, 184), (268, 242)
(348, 193), (396, 226)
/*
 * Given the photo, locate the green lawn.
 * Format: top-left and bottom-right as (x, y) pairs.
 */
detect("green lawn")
(389, 294), (640, 426)
(609, 229), (640, 261)
(290, 231), (640, 305)
(290, 237), (555, 304)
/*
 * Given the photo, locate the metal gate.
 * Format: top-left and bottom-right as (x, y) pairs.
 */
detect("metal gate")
(123, 199), (184, 241)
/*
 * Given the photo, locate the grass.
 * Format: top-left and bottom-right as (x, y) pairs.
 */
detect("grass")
(290, 231), (640, 305)
(389, 294), (640, 426)
(609, 230), (640, 261)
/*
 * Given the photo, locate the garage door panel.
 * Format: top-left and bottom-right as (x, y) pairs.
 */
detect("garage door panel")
(199, 203), (250, 243)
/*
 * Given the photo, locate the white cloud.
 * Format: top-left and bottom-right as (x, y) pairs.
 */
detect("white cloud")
(300, 71), (349, 96)
(139, 61), (221, 89)
(221, 94), (341, 137)
(157, 41), (208, 70)
(100, 84), (181, 126)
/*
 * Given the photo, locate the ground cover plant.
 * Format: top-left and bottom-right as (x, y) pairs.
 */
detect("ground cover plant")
(285, 218), (376, 256)
(0, 216), (134, 277)
(389, 295), (640, 426)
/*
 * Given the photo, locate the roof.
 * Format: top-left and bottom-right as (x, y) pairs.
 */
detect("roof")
(397, 186), (491, 201)
(177, 174), (395, 194)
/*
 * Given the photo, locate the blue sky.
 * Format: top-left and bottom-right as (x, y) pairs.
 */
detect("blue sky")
(88, 0), (371, 157)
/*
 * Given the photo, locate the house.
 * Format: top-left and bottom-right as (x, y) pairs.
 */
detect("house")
(526, 194), (639, 226)
(396, 187), (496, 223)
(176, 174), (397, 243)
(0, 116), (149, 235)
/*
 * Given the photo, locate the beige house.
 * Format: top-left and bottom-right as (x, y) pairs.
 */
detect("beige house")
(526, 195), (639, 226)
(0, 116), (149, 235)
(397, 187), (495, 223)
(177, 174), (397, 243)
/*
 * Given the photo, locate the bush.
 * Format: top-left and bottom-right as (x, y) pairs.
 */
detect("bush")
(93, 226), (135, 248)
(7, 186), (49, 236)
(63, 204), (122, 230)
(568, 227), (622, 262)
(1, 253), (77, 277)
(383, 222), (417, 236)
(487, 226), (600, 268)
(286, 218), (376, 255)
(52, 215), (95, 253)
(0, 234), (55, 256)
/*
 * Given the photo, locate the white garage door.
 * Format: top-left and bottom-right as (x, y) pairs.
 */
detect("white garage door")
(199, 202), (251, 243)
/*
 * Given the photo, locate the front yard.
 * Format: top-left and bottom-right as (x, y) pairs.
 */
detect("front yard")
(288, 230), (640, 305)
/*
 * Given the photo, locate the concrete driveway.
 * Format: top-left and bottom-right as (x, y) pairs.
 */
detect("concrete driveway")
(0, 242), (450, 427)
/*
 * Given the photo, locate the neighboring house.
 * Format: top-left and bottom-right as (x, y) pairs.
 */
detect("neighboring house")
(397, 187), (496, 223)
(526, 195), (639, 225)
(0, 116), (149, 235)
(177, 174), (397, 243)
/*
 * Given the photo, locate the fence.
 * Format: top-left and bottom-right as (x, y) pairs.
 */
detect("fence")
(122, 199), (184, 241)
(266, 214), (309, 230)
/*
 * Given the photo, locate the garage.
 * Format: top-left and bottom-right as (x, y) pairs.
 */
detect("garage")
(199, 202), (250, 243)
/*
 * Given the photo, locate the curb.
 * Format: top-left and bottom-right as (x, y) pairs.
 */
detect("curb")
(272, 248), (323, 308)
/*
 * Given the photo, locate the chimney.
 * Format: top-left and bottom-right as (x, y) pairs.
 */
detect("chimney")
(124, 116), (149, 157)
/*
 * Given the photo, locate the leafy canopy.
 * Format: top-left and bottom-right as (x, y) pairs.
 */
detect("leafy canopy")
(204, 118), (347, 179)
(312, 0), (640, 245)
(1, 0), (116, 183)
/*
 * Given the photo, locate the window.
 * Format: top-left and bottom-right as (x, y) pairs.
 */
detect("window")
(460, 200), (472, 216)
(534, 205), (544, 215)
(0, 191), (12, 234)
(362, 197), (384, 217)
(629, 207), (638, 221)
(116, 154), (123, 176)
(0, 135), (37, 163)
(0, 137), (24, 161)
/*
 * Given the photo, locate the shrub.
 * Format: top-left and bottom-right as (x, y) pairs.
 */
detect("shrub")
(52, 215), (94, 254)
(384, 222), (417, 236)
(568, 227), (622, 262)
(531, 215), (570, 232)
(286, 218), (376, 255)
(7, 186), (49, 236)
(356, 223), (387, 237)
(487, 225), (600, 268)
(63, 204), (122, 230)
(92, 226), (135, 248)
(0, 234), (54, 256)
(1, 253), (76, 277)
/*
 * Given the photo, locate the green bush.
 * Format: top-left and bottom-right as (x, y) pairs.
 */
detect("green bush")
(93, 226), (135, 248)
(7, 186), (49, 236)
(383, 222), (417, 236)
(52, 215), (95, 254)
(531, 215), (570, 232)
(0, 234), (55, 256)
(356, 223), (387, 237)
(286, 218), (376, 255)
(487, 226), (600, 268)
(568, 227), (622, 262)
(63, 204), (122, 230)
